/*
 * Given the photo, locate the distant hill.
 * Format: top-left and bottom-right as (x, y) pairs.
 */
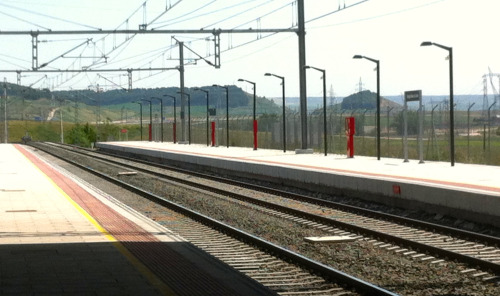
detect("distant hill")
(340, 90), (400, 110)
(1, 82), (281, 122)
(282, 93), (487, 112)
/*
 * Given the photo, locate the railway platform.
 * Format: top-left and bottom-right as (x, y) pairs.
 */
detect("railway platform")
(97, 141), (500, 228)
(0, 144), (276, 296)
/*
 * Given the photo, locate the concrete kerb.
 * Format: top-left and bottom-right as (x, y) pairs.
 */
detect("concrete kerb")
(97, 143), (500, 228)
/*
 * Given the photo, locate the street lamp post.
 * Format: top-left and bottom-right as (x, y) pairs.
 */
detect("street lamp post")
(164, 94), (177, 143)
(177, 92), (191, 144)
(304, 66), (328, 156)
(420, 41), (454, 166)
(151, 97), (164, 142)
(237, 78), (257, 150)
(141, 98), (153, 142)
(213, 85), (229, 148)
(2, 78), (7, 143)
(133, 101), (143, 141)
(194, 88), (210, 146)
(353, 54), (381, 160)
(265, 73), (286, 152)
(467, 102), (475, 160)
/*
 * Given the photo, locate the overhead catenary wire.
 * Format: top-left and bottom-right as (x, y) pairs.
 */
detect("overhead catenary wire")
(0, 10), (51, 31)
(0, 2), (101, 30)
(152, 0), (259, 30)
(201, 0), (276, 30)
(3, 0), (384, 93)
(149, 0), (208, 28)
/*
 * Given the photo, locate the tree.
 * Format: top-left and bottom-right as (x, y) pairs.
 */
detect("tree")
(67, 123), (96, 147)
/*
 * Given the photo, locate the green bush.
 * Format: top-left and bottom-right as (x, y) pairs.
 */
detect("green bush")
(67, 123), (96, 147)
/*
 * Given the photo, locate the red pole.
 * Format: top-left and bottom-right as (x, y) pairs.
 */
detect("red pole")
(253, 119), (258, 150)
(346, 117), (355, 158)
(211, 121), (216, 146)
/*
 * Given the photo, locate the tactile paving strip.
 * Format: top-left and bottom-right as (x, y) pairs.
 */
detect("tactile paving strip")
(17, 145), (240, 296)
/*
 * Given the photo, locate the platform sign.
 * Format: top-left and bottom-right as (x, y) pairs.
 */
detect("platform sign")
(404, 90), (422, 102)
(403, 90), (424, 164)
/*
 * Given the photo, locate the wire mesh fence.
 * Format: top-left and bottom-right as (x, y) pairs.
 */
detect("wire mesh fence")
(2, 105), (498, 165)
(146, 107), (499, 165)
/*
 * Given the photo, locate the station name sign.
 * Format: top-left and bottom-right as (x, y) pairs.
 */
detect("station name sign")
(404, 90), (422, 102)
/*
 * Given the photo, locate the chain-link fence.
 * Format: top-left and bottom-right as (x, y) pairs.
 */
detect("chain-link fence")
(144, 107), (499, 165)
(2, 105), (498, 165)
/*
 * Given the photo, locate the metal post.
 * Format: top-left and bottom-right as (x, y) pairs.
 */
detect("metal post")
(403, 100), (408, 162)
(194, 88), (210, 146)
(418, 101), (424, 164)
(177, 91), (191, 144)
(253, 82), (257, 150)
(467, 102), (475, 160)
(3, 78), (7, 143)
(376, 61), (380, 160)
(421, 41), (455, 166)
(142, 98), (152, 142)
(297, 0), (308, 151)
(265, 73), (286, 152)
(213, 85), (229, 148)
(160, 99), (163, 142)
(238, 79), (257, 150)
(353, 55), (380, 160)
(60, 100), (63, 144)
(164, 94), (176, 143)
(134, 101), (143, 141)
(151, 97), (164, 142)
(187, 93), (191, 144)
(178, 41), (186, 143)
(386, 107), (394, 155)
(304, 66), (327, 156)
(226, 87), (229, 148)
(449, 47), (455, 166)
(488, 102), (497, 153)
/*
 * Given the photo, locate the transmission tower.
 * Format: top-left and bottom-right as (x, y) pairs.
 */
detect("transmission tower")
(483, 69), (500, 116)
(328, 84), (335, 107)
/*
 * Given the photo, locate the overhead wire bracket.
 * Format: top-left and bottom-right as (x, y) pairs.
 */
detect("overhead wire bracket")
(213, 29), (221, 68)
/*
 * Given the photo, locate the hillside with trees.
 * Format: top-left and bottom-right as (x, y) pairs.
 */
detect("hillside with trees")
(341, 90), (401, 110)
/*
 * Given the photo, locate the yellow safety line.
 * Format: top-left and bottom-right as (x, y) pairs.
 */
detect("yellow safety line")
(17, 145), (176, 296)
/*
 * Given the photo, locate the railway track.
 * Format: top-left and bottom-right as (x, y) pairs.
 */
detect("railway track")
(30, 142), (396, 296)
(38, 142), (500, 280)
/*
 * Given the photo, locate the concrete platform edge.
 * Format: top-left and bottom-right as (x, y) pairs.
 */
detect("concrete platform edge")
(98, 143), (500, 228)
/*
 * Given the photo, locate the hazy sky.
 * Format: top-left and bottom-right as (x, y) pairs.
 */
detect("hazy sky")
(1, 0), (500, 106)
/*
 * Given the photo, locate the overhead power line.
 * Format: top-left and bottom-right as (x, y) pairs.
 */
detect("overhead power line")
(0, 2), (101, 30)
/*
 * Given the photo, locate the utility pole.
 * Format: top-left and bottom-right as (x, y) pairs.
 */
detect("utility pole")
(297, 0), (309, 152)
(178, 41), (187, 144)
(3, 78), (7, 143)
(57, 96), (64, 144)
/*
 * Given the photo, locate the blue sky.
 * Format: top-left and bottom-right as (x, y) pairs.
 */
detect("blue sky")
(1, 0), (499, 107)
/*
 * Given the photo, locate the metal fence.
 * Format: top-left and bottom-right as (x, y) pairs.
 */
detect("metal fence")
(143, 107), (499, 165)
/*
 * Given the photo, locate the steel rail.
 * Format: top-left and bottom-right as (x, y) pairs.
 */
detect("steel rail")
(31, 142), (397, 296)
(94, 144), (500, 246)
(43, 142), (500, 274)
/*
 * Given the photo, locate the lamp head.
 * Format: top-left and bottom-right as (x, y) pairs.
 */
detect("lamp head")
(264, 73), (271, 76)
(420, 41), (433, 46)
(352, 55), (363, 59)
(237, 79), (244, 82)
(303, 65), (311, 69)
